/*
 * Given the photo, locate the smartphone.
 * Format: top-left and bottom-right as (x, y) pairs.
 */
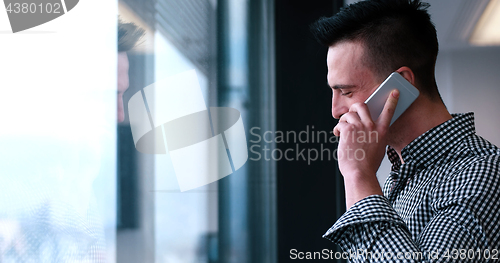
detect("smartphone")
(364, 72), (420, 126)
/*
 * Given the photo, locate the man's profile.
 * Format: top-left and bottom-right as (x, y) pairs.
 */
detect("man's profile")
(311, 0), (500, 262)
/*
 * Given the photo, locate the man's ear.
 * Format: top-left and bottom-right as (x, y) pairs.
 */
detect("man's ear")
(395, 66), (416, 86)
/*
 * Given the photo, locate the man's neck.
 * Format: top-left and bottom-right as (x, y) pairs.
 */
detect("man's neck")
(388, 96), (453, 163)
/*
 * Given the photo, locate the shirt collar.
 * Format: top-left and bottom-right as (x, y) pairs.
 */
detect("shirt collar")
(387, 112), (476, 170)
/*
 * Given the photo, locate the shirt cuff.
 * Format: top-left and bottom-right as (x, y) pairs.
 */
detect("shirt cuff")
(322, 195), (406, 244)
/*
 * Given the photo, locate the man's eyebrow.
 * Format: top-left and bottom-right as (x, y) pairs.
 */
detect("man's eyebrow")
(328, 84), (357, 90)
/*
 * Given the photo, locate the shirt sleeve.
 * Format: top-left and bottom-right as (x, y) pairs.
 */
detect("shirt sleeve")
(323, 195), (422, 262)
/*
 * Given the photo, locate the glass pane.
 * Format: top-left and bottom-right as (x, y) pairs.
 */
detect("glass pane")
(0, 2), (118, 261)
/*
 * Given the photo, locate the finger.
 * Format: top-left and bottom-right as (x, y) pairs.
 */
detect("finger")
(349, 102), (374, 126)
(333, 122), (349, 137)
(339, 112), (361, 125)
(377, 89), (399, 127)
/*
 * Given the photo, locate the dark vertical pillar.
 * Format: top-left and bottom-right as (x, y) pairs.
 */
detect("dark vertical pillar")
(274, 0), (345, 262)
(247, 1), (277, 263)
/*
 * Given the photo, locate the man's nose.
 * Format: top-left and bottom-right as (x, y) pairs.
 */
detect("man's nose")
(331, 93), (348, 119)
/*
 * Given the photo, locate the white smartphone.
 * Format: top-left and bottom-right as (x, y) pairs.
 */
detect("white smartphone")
(364, 72), (420, 126)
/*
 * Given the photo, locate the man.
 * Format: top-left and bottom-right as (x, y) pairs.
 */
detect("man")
(117, 20), (145, 122)
(311, 0), (500, 262)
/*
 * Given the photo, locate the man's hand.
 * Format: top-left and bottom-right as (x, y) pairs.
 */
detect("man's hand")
(333, 89), (399, 209)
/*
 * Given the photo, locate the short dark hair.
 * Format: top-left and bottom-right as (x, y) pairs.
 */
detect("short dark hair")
(118, 20), (145, 52)
(311, 0), (440, 99)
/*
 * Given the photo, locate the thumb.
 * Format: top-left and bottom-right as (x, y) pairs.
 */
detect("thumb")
(377, 89), (399, 127)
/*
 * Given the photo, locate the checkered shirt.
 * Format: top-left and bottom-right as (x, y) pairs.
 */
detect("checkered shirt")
(323, 113), (500, 262)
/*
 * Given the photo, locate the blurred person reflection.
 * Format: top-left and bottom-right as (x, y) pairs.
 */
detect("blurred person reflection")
(117, 20), (145, 123)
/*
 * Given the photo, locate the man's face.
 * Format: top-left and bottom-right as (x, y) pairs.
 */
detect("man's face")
(327, 41), (381, 119)
(117, 52), (130, 123)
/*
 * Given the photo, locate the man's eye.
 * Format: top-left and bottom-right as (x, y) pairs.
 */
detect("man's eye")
(341, 91), (352, 96)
